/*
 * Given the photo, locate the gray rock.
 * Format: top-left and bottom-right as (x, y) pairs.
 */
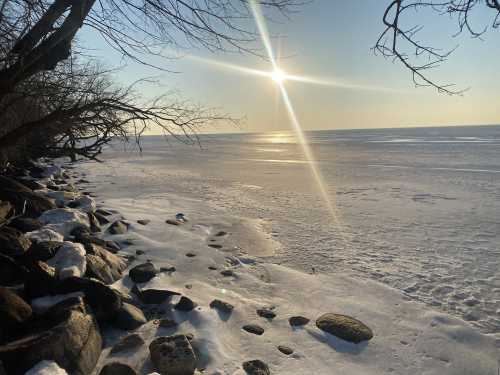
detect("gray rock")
(174, 296), (197, 312)
(0, 227), (31, 257)
(129, 262), (158, 283)
(149, 335), (197, 375)
(316, 313), (373, 343)
(277, 345), (293, 355)
(137, 219), (150, 225)
(288, 316), (310, 327)
(114, 303), (147, 330)
(110, 334), (145, 354)
(242, 324), (264, 336)
(99, 362), (137, 375)
(210, 299), (234, 314)
(257, 309), (276, 320)
(0, 287), (32, 342)
(108, 221), (128, 235)
(166, 219), (181, 226)
(0, 297), (101, 375)
(242, 360), (270, 375)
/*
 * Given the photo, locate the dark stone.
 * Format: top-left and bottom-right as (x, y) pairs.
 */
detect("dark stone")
(133, 287), (180, 304)
(95, 209), (112, 216)
(105, 241), (121, 252)
(23, 261), (56, 299)
(208, 266), (218, 271)
(85, 244), (126, 284)
(129, 262), (158, 283)
(242, 324), (264, 336)
(289, 316), (310, 327)
(0, 201), (12, 222)
(257, 309), (276, 320)
(135, 250), (145, 255)
(24, 241), (62, 262)
(220, 269), (234, 277)
(316, 313), (373, 343)
(149, 335), (197, 375)
(0, 297), (102, 375)
(53, 277), (122, 322)
(137, 219), (150, 225)
(277, 345), (293, 355)
(94, 212), (110, 225)
(185, 253), (196, 258)
(0, 176), (56, 218)
(113, 303), (147, 330)
(99, 362), (137, 375)
(165, 219), (181, 226)
(110, 334), (145, 354)
(14, 179), (44, 191)
(208, 244), (222, 249)
(0, 287), (32, 342)
(0, 254), (27, 286)
(158, 318), (178, 328)
(0, 227), (31, 258)
(88, 213), (101, 233)
(215, 231), (227, 237)
(174, 296), (197, 312)
(108, 221), (128, 235)
(160, 265), (176, 273)
(242, 360), (270, 375)
(210, 299), (234, 314)
(7, 217), (42, 232)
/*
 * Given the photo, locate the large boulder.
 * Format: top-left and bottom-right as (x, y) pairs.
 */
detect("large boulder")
(0, 287), (32, 342)
(46, 242), (86, 279)
(85, 244), (126, 284)
(316, 313), (373, 343)
(0, 254), (27, 286)
(38, 209), (89, 238)
(23, 241), (62, 263)
(108, 221), (128, 235)
(149, 335), (197, 375)
(26, 228), (64, 243)
(0, 297), (102, 375)
(129, 262), (158, 283)
(53, 277), (122, 321)
(67, 196), (96, 213)
(24, 261), (57, 299)
(113, 303), (147, 330)
(8, 217), (43, 232)
(0, 227), (31, 257)
(0, 176), (56, 218)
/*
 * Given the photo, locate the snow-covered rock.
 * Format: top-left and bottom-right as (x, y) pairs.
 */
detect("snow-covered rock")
(26, 228), (64, 243)
(31, 292), (84, 314)
(38, 208), (89, 237)
(25, 361), (68, 375)
(40, 165), (63, 179)
(68, 195), (96, 213)
(45, 191), (78, 207)
(47, 241), (86, 279)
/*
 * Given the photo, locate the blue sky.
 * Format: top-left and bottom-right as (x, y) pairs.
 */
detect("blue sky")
(80, 1), (500, 133)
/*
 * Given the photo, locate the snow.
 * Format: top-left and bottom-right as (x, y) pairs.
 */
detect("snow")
(80, 158), (500, 375)
(26, 228), (64, 243)
(46, 241), (86, 279)
(38, 208), (89, 237)
(31, 292), (84, 314)
(24, 361), (68, 375)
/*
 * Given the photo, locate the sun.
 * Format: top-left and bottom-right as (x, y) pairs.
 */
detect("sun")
(271, 68), (287, 84)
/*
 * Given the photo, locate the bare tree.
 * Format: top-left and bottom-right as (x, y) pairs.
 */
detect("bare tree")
(376, 0), (500, 94)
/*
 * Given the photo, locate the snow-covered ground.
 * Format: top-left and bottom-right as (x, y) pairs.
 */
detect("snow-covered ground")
(75, 131), (500, 374)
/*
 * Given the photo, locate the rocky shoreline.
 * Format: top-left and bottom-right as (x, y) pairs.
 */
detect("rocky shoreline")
(0, 159), (375, 375)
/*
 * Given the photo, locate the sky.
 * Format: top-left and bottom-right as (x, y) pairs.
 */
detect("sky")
(80, 1), (500, 134)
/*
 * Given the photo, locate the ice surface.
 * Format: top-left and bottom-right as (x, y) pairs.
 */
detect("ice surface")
(38, 208), (89, 237)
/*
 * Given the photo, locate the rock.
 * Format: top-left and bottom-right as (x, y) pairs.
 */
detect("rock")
(129, 262), (158, 283)
(135, 250), (145, 255)
(137, 219), (150, 225)
(114, 303), (147, 330)
(174, 296), (197, 312)
(87, 213), (101, 233)
(257, 309), (275, 320)
(110, 334), (145, 354)
(215, 231), (227, 237)
(165, 219), (181, 226)
(26, 228), (64, 243)
(185, 253), (196, 258)
(159, 265), (176, 273)
(105, 240), (121, 252)
(108, 221), (128, 234)
(45, 191), (78, 207)
(7, 217), (42, 232)
(31, 292), (84, 314)
(0, 227), (31, 257)
(73, 230), (107, 248)
(67, 196), (96, 213)
(25, 360), (68, 375)
(46, 241), (86, 279)
(94, 212), (110, 225)
(15, 179), (45, 191)
(24, 241), (62, 262)
(95, 208), (113, 216)
(149, 335), (197, 375)
(85, 244), (126, 284)
(242, 324), (264, 336)
(0, 297), (102, 375)
(38, 208), (90, 237)
(53, 277), (122, 322)
(289, 316), (310, 327)
(24, 261), (57, 299)
(316, 313), (373, 343)
(210, 299), (234, 314)
(208, 266), (218, 271)
(134, 287), (180, 304)
(208, 244), (222, 249)
(242, 360), (270, 375)
(99, 362), (137, 375)
(0, 201), (12, 222)
(220, 269), (234, 277)
(0, 254), (27, 286)
(0, 287), (32, 342)
(0, 176), (56, 218)
(158, 318), (177, 328)
(277, 345), (293, 355)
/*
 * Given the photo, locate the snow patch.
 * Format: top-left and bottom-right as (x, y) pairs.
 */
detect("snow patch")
(24, 361), (68, 375)
(31, 292), (84, 314)
(26, 228), (64, 243)
(46, 241), (86, 279)
(38, 208), (89, 237)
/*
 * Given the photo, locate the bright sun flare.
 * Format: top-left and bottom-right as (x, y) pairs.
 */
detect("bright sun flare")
(271, 68), (286, 83)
